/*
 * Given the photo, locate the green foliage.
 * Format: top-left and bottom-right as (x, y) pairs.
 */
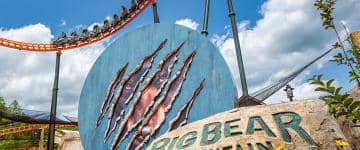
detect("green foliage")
(0, 98), (23, 127)
(314, 0), (360, 83)
(330, 52), (344, 64)
(8, 100), (21, 115)
(0, 140), (19, 150)
(0, 131), (41, 150)
(311, 0), (360, 125)
(349, 70), (360, 82)
(0, 97), (8, 112)
(0, 97), (43, 149)
(60, 126), (79, 131)
(314, 0), (336, 29)
(309, 75), (360, 122)
(0, 97), (11, 126)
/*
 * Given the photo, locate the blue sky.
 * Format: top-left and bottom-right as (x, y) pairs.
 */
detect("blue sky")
(0, 0), (264, 35)
(0, 0), (359, 115)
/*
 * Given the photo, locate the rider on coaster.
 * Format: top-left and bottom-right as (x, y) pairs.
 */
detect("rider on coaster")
(137, 0), (144, 5)
(91, 25), (101, 38)
(60, 32), (68, 45)
(111, 14), (121, 27)
(70, 31), (79, 44)
(121, 6), (129, 20)
(129, 0), (137, 13)
(80, 29), (90, 42)
(102, 20), (111, 33)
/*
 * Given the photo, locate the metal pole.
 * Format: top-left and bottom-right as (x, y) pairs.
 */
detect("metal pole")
(47, 52), (61, 150)
(152, 2), (160, 23)
(201, 0), (210, 36)
(226, 0), (249, 97)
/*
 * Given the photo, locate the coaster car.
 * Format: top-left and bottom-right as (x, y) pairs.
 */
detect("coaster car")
(102, 20), (111, 33)
(52, 32), (68, 47)
(80, 29), (90, 42)
(111, 14), (121, 28)
(121, 6), (129, 20)
(70, 31), (79, 44)
(137, 0), (145, 5)
(90, 25), (101, 38)
(129, 0), (137, 13)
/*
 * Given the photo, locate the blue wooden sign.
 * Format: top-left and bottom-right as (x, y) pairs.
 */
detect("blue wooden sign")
(78, 24), (237, 150)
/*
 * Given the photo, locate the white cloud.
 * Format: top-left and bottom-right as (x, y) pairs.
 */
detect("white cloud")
(105, 16), (111, 21)
(0, 23), (53, 43)
(0, 24), (105, 115)
(212, 0), (360, 103)
(60, 20), (67, 27)
(175, 18), (199, 30)
(0, 0), (359, 116)
(75, 24), (85, 31)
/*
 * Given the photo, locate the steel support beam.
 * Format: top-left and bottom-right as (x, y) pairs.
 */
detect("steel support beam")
(47, 52), (61, 150)
(226, 0), (249, 98)
(201, 0), (210, 36)
(152, 2), (160, 23)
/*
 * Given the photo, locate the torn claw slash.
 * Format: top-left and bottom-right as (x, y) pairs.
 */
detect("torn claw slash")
(111, 41), (185, 149)
(127, 50), (197, 150)
(96, 63), (128, 127)
(103, 39), (167, 139)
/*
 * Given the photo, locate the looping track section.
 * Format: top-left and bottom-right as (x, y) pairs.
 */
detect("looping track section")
(0, 0), (152, 52)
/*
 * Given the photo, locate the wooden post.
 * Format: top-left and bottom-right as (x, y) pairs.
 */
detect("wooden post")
(39, 127), (45, 150)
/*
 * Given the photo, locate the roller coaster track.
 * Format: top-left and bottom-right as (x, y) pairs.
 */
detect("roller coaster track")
(0, 124), (77, 136)
(0, 0), (153, 52)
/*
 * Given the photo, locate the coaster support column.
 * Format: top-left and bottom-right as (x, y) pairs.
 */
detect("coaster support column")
(47, 51), (61, 150)
(201, 0), (210, 36)
(151, 0), (160, 23)
(226, 0), (249, 98)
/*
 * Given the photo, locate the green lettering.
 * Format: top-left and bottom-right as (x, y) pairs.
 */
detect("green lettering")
(223, 146), (233, 150)
(256, 142), (273, 150)
(224, 119), (242, 137)
(177, 131), (197, 149)
(273, 112), (315, 145)
(246, 116), (275, 137)
(201, 122), (221, 146)
(247, 143), (254, 150)
(236, 144), (243, 150)
(168, 136), (179, 150)
(152, 138), (170, 150)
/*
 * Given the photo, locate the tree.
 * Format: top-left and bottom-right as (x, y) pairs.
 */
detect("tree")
(8, 100), (21, 115)
(309, 0), (360, 124)
(0, 97), (38, 149)
(0, 97), (7, 111)
(0, 97), (8, 123)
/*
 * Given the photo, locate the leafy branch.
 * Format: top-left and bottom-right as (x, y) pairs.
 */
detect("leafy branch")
(309, 75), (360, 123)
(312, 0), (360, 125)
(314, 0), (360, 85)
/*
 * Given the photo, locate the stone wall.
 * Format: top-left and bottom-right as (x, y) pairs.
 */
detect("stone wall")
(148, 100), (350, 150)
(337, 87), (360, 149)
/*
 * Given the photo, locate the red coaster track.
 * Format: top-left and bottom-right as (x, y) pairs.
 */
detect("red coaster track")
(0, 0), (152, 52)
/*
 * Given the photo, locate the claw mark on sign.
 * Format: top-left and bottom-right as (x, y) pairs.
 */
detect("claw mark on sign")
(103, 39), (168, 139)
(127, 51), (197, 150)
(111, 42), (185, 149)
(96, 63), (128, 127)
(168, 79), (205, 131)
